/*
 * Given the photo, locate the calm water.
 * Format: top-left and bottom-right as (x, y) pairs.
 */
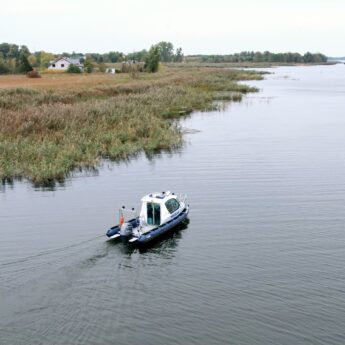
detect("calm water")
(1, 64), (345, 345)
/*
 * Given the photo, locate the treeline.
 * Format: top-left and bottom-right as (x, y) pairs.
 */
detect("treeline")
(189, 51), (328, 64)
(0, 43), (33, 74)
(125, 42), (183, 63)
(84, 42), (183, 63)
(0, 41), (184, 74)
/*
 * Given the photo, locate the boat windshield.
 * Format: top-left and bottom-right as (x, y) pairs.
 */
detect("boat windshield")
(165, 198), (180, 214)
(147, 203), (161, 225)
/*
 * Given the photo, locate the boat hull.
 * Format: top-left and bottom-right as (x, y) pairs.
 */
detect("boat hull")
(106, 218), (139, 239)
(136, 206), (189, 245)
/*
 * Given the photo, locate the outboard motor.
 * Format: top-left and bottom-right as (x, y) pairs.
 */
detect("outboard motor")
(120, 222), (133, 239)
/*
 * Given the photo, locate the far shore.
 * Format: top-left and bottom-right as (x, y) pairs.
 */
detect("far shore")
(167, 61), (337, 69)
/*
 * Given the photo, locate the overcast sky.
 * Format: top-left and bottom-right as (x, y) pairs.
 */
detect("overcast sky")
(1, 0), (344, 56)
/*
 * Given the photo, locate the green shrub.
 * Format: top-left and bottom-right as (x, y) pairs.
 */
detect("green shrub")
(98, 63), (106, 73)
(84, 59), (94, 73)
(144, 46), (160, 73)
(66, 64), (81, 73)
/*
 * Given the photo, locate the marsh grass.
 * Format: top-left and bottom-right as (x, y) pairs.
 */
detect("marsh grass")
(0, 67), (262, 184)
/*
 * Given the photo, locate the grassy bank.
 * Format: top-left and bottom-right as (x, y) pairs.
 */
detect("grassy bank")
(0, 67), (262, 184)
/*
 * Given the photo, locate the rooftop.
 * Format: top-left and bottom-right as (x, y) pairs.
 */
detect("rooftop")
(141, 191), (176, 203)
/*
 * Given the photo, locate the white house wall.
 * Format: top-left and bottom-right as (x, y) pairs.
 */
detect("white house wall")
(48, 60), (71, 70)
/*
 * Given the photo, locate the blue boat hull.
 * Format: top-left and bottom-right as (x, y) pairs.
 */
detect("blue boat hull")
(136, 207), (189, 245)
(106, 218), (139, 238)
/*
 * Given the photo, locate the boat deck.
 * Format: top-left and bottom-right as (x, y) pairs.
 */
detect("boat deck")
(140, 225), (157, 234)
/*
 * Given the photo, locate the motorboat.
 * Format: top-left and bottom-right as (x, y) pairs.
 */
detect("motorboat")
(106, 191), (189, 245)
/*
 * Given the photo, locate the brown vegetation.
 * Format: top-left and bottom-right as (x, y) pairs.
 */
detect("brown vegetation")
(0, 67), (262, 184)
(26, 70), (41, 78)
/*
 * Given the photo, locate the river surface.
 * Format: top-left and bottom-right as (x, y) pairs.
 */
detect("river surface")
(1, 64), (345, 345)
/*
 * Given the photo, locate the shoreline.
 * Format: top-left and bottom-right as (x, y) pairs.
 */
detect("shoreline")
(0, 66), (262, 185)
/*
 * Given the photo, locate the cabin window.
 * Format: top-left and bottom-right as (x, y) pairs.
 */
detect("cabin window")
(61, 64), (65, 67)
(52, 64), (55, 67)
(147, 203), (161, 225)
(165, 199), (180, 214)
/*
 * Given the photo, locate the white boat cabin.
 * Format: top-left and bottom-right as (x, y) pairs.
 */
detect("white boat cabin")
(140, 191), (182, 227)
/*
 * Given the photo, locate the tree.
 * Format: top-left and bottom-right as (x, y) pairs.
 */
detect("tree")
(17, 54), (33, 73)
(40, 51), (55, 68)
(144, 46), (160, 72)
(28, 54), (37, 67)
(174, 47), (184, 62)
(107, 51), (123, 63)
(254, 52), (262, 62)
(0, 43), (12, 58)
(8, 44), (19, 59)
(155, 41), (174, 62)
(0, 58), (10, 74)
(84, 58), (94, 73)
(303, 52), (313, 63)
(126, 50), (147, 62)
(19, 45), (30, 57)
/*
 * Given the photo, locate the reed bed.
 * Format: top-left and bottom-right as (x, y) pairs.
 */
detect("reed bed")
(0, 67), (262, 184)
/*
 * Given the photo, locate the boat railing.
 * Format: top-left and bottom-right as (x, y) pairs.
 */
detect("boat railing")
(119, 206), (138, 222)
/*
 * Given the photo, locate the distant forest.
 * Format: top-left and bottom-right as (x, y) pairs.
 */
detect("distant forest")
(0, 41), (183, 74)
(0, 42), (329, 75)
(188, 51), (328, 63)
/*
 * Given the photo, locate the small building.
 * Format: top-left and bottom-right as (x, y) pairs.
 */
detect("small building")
(106, 68), (116, 74)
(48, 57), (83, 71)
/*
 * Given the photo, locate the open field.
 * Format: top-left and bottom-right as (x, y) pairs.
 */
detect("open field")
(0, 66), (262, 184)
(0, 74), (112, 89)
(0, 72), (154, 90)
